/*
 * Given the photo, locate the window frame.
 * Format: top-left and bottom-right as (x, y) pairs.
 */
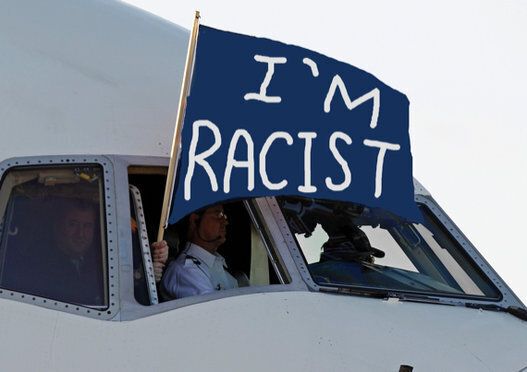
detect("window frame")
(111, 155), (309, 320)
(0, 155), (120, 320)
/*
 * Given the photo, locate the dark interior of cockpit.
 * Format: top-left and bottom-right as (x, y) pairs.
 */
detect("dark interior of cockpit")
(0, 171), (107, 308)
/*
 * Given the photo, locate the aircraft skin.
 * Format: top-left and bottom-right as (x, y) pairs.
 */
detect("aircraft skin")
(0, 1), (526, 371)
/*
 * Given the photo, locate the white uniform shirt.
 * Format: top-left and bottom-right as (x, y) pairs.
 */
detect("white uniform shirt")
(162, 243), (238, 299)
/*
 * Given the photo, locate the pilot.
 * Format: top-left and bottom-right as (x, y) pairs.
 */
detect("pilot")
(42, 199), (105, 305)
(160, 204), (238, 299)
(43, 199), (169, 305)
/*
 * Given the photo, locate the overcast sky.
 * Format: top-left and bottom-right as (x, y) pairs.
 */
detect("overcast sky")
(122, 0), (526, 302)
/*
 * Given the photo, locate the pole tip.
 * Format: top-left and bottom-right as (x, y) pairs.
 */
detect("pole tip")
(195, 10), (201, 19)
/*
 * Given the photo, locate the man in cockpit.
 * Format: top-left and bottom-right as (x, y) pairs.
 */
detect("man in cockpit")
(38, 199), (106, 306)
(160, 204), (238, 299)
(43, 199), (168, 306)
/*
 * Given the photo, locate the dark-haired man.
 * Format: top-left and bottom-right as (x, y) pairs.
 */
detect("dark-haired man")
(41, 200), (105, 306)
(47, 200), (168, 306)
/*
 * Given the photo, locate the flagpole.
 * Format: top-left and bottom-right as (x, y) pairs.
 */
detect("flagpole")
(157, 10), (201, 242)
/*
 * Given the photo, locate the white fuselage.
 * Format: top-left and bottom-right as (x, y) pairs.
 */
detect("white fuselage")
(2, 290), (526, 371)
(0, 1), (525, 371)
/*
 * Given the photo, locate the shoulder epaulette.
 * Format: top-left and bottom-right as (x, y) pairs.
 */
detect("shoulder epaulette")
(184, 254), (201, 265)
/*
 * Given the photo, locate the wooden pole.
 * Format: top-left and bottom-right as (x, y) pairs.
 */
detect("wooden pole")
(156, 11), (201, 242)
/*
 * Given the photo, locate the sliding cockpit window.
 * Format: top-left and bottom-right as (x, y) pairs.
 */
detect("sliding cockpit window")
(277, 196), (500, 300)
(0, 165), (108, 309)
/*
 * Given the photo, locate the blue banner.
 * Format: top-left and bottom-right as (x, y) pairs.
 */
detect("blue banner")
(169, 25), (420, 224)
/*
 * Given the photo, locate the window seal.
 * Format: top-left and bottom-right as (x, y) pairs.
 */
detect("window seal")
(243, 199), (290, 284)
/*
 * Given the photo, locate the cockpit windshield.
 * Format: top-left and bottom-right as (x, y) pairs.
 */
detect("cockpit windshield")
(277, 197), (500, 300)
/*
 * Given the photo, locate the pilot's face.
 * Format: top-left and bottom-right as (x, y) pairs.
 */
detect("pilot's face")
(56, 208), (96, 256)
(192, 205), (228, 249)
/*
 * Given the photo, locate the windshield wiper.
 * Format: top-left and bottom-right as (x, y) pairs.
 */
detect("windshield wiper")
(320, 286), (443, 304)
(320, 286), (527, 320)
(465, 303), (527, 321)
(389, 292), (444, 305)
(319, 286), (389, 299)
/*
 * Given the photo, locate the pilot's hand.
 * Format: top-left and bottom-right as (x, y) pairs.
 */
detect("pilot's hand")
(151, 240), (169, 264)
(151, 240), (169, 283)
(153, 260), (165, 283)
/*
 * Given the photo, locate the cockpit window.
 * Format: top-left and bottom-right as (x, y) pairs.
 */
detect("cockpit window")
(277, 197), (500, 300)
(0, 165), (108, 309)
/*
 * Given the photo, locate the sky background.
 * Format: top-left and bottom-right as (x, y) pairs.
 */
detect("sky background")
(122, 0), (526, 302)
